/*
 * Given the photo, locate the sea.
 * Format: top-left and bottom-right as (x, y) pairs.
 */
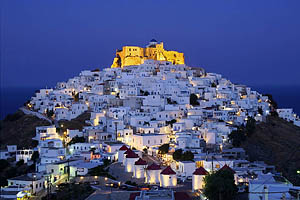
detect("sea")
(0, 86), (300, 120)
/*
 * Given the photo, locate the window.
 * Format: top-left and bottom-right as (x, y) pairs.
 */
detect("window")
(216, 164), (220, 169)
(148, 140), (150, 144)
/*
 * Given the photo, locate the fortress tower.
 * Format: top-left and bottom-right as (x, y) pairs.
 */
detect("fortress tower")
(111, 39), (185, 68)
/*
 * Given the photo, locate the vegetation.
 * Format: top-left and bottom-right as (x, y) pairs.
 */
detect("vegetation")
(167, 98), (177, 104)
(203, 169), (237, 200)
(258, 107), (263, 115)
(158, 143), (169, 154)
(190, 93), (200, 106)
(74, 93), (79, 102)
(0, 159), (10, 171)
(228, 117), (256, 147)
(16, 159), (24, 167)
(42, 182), (94, 200)
(31, 151), (40, 163)
(140, 89), (150, 96)
(0, 159), (35, 187)
(143, 148), (148, 154)
(46, 108), (54, 118)
(264, 94), (278, 109)
(67, 136), (85, 146)
(125, 181), (137, 186)
(58, 112), (91, 132)
(0, 111), (51, 149)
(172, 149), (194, 161)
(166, 119), (177, 127)
(3, 112), (23, 122)
(241, 115), (300, 186)
(89, 159), (116, 180)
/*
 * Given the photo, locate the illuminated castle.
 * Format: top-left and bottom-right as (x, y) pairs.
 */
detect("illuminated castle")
(111, 39), (185, 68)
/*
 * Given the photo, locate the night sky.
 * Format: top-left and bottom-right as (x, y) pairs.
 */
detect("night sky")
(1, 0), (300, 88)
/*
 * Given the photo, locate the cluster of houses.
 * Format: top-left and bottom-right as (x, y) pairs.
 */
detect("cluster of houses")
(2, 54), (300, 199)
(276, 108), (300, 126)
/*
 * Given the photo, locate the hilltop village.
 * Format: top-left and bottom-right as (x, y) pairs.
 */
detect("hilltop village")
(1, 40), (300, 200)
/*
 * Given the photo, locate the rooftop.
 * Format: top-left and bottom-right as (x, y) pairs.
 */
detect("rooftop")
(161, 166), (176, 175)
(193, 167), (208, 175)
(146, 163), (161, 170)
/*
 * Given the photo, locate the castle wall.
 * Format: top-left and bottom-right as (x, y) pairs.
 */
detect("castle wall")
(111, 42), (184, 68)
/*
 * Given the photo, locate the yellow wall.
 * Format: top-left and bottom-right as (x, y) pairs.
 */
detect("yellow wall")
(111, 42), (185, 68)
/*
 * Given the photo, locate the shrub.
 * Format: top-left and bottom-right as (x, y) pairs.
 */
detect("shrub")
(190, 94), (200, 106)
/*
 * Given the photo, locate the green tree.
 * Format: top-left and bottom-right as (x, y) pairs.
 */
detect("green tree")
(203, 170), (238, 200)
(166, 119), (177, 127)
(229, 118), (256, 147)
(158, 143), (169, 154)
(190, 93), (200, 106)
(245, 117), (256, 136)
(31, 151), (40, 163)
(228, 129), (246, 147)
(16, 159), (24, 167)
(67, 136), (85, 145)
(173, 149), (183, 161)
(264, 94), (278, 109)
(46, 109), (54, 118)
(172, 149), (194, 161)
(182, 151), (194, 161)
(74, 93), (79, 102)
(0, 159), (10, 171)
(258, 107), (263, 115)
(143, 148), (148, 154)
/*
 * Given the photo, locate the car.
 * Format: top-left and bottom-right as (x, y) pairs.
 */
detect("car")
(140, 187), (150, 191)
(151, 185), (159, 190)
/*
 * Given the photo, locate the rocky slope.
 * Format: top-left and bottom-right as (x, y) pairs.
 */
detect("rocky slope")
(241, 116), (300, 185)
(0, 110), (51, 149)
(0, 110), (91, 149)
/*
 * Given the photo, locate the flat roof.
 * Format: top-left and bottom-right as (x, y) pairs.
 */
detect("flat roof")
(8, 174), (43, 181)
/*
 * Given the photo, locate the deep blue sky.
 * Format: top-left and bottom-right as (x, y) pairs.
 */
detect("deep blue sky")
(1, 0), (300, 88)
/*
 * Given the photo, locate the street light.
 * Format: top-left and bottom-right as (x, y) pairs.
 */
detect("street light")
(32, 174), (36, 195)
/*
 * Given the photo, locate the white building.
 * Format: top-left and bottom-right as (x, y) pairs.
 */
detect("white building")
(160, 166), (177, 188)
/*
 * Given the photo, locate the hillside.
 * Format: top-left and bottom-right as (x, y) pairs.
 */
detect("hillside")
(58, 112), (91, 132)
(0, 110), (91, 149)
(241, 116), (300, 185)
(0, 111), (52, 149)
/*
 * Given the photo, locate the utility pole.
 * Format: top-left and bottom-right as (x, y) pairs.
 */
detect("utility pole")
(67, 159), (70, 182)
(211, 155), (214, 172)
(114, 121), (118, 141)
